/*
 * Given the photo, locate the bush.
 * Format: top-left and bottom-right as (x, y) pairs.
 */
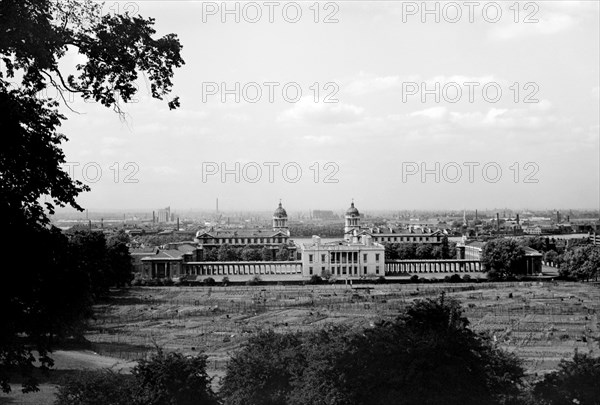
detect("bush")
(307, 275), (323, 285)
(162, 277), (174, 286)
(204, 277), (216, 286)
(55, 370), (136, 405)
(222, 276), (230, 286)
(246, 276), (262, 286)
(462, 274), (471, 282)
(376, 276), (386, 284)
(449, 274), (462, 283)
(410, 275), (420, 283)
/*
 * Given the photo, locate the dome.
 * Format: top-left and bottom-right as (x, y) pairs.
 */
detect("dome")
(346, 201), (359, 216)
(273, 201), (287, 218)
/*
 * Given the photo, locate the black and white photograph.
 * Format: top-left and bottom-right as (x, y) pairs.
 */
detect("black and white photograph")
(1, 0), (599, 404)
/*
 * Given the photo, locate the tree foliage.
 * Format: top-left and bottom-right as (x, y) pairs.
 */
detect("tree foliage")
(559, 245), (600, 281)
(54, 350), (218, 405)
(1, 0), (183, 392)
(533, 352), (600, 405)
(481, 238), (527, 279)
(220, 294), (526, 405)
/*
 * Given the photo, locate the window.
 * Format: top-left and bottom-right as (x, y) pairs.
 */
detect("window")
(342, 266), (347, 275)
(376, 266), (380, 274)
(375, 254), (380, 263)
(363, 266), (367, 274)
(309, 267), (313, 275)
(321, 254), (326, 262)
(322, 266), (325, 273)
(309, 254), (313, 263)
(363, 254), (367, 262)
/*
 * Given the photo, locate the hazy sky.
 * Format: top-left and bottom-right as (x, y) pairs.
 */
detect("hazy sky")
(55, 1), (600, 213)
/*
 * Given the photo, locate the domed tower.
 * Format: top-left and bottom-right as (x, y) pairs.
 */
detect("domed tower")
(344, 201), (361, 240)
(273, 200), (290, 236)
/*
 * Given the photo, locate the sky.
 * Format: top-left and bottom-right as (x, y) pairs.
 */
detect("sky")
(55, 0), (600, 213)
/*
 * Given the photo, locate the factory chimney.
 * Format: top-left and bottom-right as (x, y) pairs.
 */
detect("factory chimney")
(496, 213), (500, 231)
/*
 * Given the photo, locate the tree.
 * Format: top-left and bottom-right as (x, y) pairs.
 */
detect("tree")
(533, 351), (600, 405)
(221, 295), (526, 405)
(1, 0), (183, 392)
(54, 350), (218, 405)
(241, 246), (262, 261)
(559, 245), (600, 281)
(481, 238), (527, 280)
(397, 243), (416, 260)
(415, 243), (433, 259)
(220, 331), (305, 405)
(275, 244), (290, 261)
(133, 350), (219, 405)
(218, 244), (238, 261)
(106, 230), (134, 287)
(54, 370), (136, 405)
(261, 246), (274, 261)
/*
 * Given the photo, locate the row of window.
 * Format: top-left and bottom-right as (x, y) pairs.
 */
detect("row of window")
(374, 236), (441, 243)
(308, 253), (380, 264)
(308, 266), (380, 275)
(199, 237), (286, 244)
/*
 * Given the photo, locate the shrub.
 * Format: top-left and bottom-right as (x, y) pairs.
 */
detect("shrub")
(307, 275), (323, 285)
(410, 275), (420, 283)
(204, 277), (216, 286)
(222, 276), (230, 286)
(449, 274), (462, 283)
(462, 274), (471, 282)
(246, 276), (262, 286)
(162, 277), (174, 286)
(376, 276), (386, 284)
(55, 370), (136, 405)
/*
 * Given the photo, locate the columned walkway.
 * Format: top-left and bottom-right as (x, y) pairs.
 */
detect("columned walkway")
(183, 261), (303, 276)
(385, 259), (482, 275)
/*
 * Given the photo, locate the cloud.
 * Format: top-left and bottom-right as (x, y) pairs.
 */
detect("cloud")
(278, 97), (365, 125)
(489, 12), (575, 40)
(410, 106), (448, 120)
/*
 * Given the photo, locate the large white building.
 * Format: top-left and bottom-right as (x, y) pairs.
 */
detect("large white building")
(301, 235), (385, 278)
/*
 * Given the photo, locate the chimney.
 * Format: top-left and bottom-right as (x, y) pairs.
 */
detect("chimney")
(152, 211), (155, 223)
(475, 209), (478, 221)
(101, 218), (104, 229)
(177, 217), (180, 231)
(496, 213), (500, 231)
(88, 219), (92, 231)
(557, 211), (560, 224)
(216, 198), (219, 213)
(516, 214), (520, 225)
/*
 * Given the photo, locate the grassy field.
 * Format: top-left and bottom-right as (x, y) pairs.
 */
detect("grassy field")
(86, 282), (600, 377)
(2, 281), (598, 404)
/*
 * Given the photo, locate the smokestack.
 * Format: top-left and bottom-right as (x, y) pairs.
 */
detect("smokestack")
(216, 198), (219, 213)
(152, 211), (155, 223)
(101, 218), (104, 229)
(516, 214), (520, 225)
(496, 213), (500, 231)
(88, 219), (92, 231)
(475, 209), (478, 221)
(557, 211), (560, 224)
(177, 217), (180, 231)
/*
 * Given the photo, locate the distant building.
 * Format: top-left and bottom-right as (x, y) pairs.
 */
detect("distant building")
(194, 201), (291, 246)
(157, 206), (171, 223)
(342, 201), (443, 244)
(301, 235), (385, 278)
